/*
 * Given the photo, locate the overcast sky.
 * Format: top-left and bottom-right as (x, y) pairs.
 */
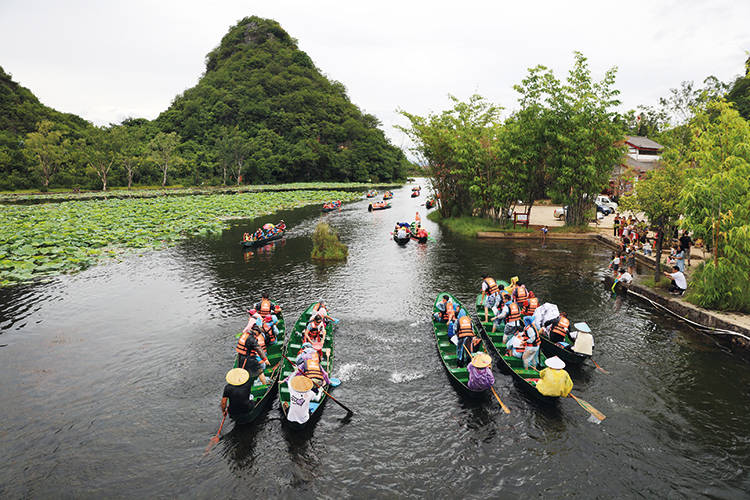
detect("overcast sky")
(1, 0), (748, 151)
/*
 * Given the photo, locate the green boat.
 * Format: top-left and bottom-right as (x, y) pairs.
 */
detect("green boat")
(431, 292), (489, 396)
(278, 302), (336, 429)
(229, 307), (286, 424)
(474, 291), (558, 404)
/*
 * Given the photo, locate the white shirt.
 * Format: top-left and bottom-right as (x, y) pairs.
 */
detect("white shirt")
(397, 229), (407, 238)
(287, 376), (314, 424)
(619, 272), (633, 284)
(572, 332), (594, 355)
(670, 271), (687, 290)
(506, 334), (524, 355)
(314, 306), (328, 319)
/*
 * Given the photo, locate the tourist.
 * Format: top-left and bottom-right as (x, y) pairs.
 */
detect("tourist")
(221, 368), (254, 423)
(608, 252), (621, 276)
(415, 211), (421, 225)
(467, 352), (495, 391)
(674, 246), (685, 273)
(297, 349), (330, 399)
(303, 315), (327, 347)
(642, 240), (653, 256)
(535, 356), (573, 397)
(505, 328), (526, 359)
(455, 315), (476, 368)
(243, 308), (262, 333)
(481, 274), (501, 323)
(286, 375), (315, 424)
(497, 294), (523, 342)
(626, 246), (637, 275)
(513, 283), (530, 308)
(679, 230), (692, 267)
(663, 265), (687, 295)
(235, 328), (269, 385)
(491, 293), (510, 333)
(545, 311), (570, 343)
(312, 299), (335, 323)
(522, 321), (542, 370)
(522, 291), (539, 318)
(617, 268), (633, 286)
(613, 214), (620, 237)
(260, 315), (277, 345)
(433, 294), (454, 322)
(254, 292), (278, 316)
(541, 225), (548, 244)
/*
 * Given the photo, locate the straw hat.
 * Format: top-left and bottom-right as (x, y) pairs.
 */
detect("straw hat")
(290, 375), (314, 392)
(545, 356), (566, 370)
(225, 368), (250, 386)
(471, 352), (492, 369)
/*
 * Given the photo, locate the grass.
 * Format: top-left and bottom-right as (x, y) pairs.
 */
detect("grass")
(311, 222), (348, 261)
(426, 212), (534, 237)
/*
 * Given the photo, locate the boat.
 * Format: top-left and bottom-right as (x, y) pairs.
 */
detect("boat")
(539, 322), (591, 367)
(393, 233), (410, 245)
(241, 229), (285, 248)
(409, 223), (428, 243)
(229, 306), (287, 424)
(425, 199), (435, 209)
(411, 190), (420, 198)
(473, 291), (558, 404)
(431, 292), (490, 396)
(366, 190), (378, 198)
(278, 302), (336, 430)
(321, 201), (342, 212)
(383, 191), (394, 200)
(368, 201), (391, 211)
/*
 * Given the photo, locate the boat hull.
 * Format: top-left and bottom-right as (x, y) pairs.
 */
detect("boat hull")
(241, 232), (284, 248)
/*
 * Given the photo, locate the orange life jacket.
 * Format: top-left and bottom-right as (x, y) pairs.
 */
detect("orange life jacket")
(259, 298), (272, 315)
(457, 316), (474, 338)
(255, 331), (266, 350)
(261, 322), (276, 343)
(515, 285), (529, 305)
(507, 302), (522, 323)
(483, 277), (500, 296)
(304, 357), (324, 382)
(236, 332), (250, 355)
(523, 324), (541, 347)
(306, 321), (324, 342)
(445, 301), (455, 320)
(552, 316), (570, 338)
(524, 297), (539, 317)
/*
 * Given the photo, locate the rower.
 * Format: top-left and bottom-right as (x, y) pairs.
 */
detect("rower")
(570, 322), (594, 356)
(545, 312), (570, 343)
(535, 356), (573, 397)
(221, 368), (254, 423)
(286, 375), (315, 425)
(235, 327), (269, 385)
(480, 274), (501, 323)
(467, 352), (494, 391)
(455, 314), (475, 368)
(521, 319), (542, 370)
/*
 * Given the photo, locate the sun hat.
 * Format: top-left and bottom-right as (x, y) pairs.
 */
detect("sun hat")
(290, 375), (314, 392)
(264, 315), (273, 323)
(226, 368), (250, 386)
(471, 352), (492, 369)
(545, 356), (566, 370)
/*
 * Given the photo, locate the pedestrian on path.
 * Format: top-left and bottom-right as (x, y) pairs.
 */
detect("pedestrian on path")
(541, 225), (548, 244)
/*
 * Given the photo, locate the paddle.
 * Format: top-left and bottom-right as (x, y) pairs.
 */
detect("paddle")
(527, 365), (606, 421)
(281, 353), (354, 415)
(572, 322), (609, 374)
(462, 343), (510, 414)
(204, 413), (226, 455)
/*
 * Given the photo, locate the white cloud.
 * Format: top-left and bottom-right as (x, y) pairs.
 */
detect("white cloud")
(1, 0), (748, 154)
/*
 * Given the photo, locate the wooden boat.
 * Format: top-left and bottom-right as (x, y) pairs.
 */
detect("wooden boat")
(432, 292), (490, 396)
(539, 327), (591, 367)
(229, 307), (286, 424)
(425, 199), (435, 209)
(393, 231), (410, 245)
(368, 202), (391, 211)
(473, 292), (558, 404)
(411, 191), (420, 198)
(409, 224), (428, 243)
(278, 302), (336, 430)
(241, 230), (285, 248)
(321, 201), (341, 212)
(366, 190), (377, 198)
(383, 191), (394, 200)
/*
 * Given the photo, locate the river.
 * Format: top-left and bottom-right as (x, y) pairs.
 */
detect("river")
(1, 180), (748, 498)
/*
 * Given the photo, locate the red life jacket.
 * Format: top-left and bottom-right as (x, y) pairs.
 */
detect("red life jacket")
(483, 277), (500, 296)
(523, 324), (541, 347)
(236, 332), (260, 357)
(524, 297), (539, 317)
(259, 298), (272, 315)
(304, 357), (324, 382)
(507, 302), (522, 323)
(457, 316), (474, 338)
(552, 316), (570, 338)
(445, 301), (455, 320)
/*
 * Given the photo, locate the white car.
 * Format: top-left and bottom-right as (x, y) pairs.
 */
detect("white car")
(596, 195), (618, 213)
(554, 205), (603, 221)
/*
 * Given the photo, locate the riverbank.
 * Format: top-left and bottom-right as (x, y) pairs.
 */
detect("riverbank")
(431, 213), (750, 348)
(0, 181), (403, 205)
(0, 189), (365, 286)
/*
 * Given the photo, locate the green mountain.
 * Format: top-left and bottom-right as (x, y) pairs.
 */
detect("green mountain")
(154, 16), (408, 182)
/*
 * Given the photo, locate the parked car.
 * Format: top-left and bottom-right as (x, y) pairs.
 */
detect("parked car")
(595, 201), (613, 216)
(596, 195), (618, 213)
(554, 206), (567, 220)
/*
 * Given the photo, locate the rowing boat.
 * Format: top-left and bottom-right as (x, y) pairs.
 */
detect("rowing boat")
(432, 292), (489, 396)
(321, 201), (341, 212)
(368, 202), (391, 211)
(278, 302), (335, 429)
(229, 307), (286, 424)
(240, 230), (285, 248)
(539, 328), (590, 367)
(393, 233), (410, 245)
(409, 223), (428, 243)
(473, 292), (558, 403)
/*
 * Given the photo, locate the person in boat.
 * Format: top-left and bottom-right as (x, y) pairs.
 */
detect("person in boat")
(513, 282), (530, 309)
(522, 291), (539, 319)
(416, 227), (428, 240)
(260, 315), (277, 345)
(521, 318), (542, 370)
(303, 315), (327, 348)
(286, 374), (315, 425)
(242, 308), (262, 334)
(312, 299), (335, 323)
(235, 329), (269, 385)
(221, 368), (254, 423)
(570, 323), (594, 356)
(481, 274), (502, 323)
(467, 352), (495, 391)
(535, 356), (573, 397)
(243, 232), (251, 241)
(455, 314), (476, 368)
(397, 225), (408, 239)
(276, 220), (286, 231)
(415, 211), (421, 225)
(296, 348), (330, 399)
(505, 328), (526, 359)
(433, 295), (455, 322)
(253, 228), (264, 241)
(544, 312), (570, 344)
(495, 294), (523, 342)
(254, 292), (278, 317)
(505, 276), (519, 295)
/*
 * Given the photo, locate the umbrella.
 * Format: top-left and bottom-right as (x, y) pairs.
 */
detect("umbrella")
(532, 303), (559, 330)
(263, 223), (275, 230)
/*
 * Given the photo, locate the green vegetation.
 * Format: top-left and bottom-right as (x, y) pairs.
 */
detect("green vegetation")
(0, 16), (408, 191)
(426, 212), (533, 237)
(399, 53), (623, 226)
(0, 189), (360, 286)
(311, 222), (348, 261)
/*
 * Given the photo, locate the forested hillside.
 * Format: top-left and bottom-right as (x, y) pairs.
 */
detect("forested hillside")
(0, 16), (408, 191)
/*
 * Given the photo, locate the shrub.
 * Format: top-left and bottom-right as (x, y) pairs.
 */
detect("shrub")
(311, 222), (348, 261)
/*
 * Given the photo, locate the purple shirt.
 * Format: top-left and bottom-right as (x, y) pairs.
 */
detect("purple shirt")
(467, 364), (495, 391)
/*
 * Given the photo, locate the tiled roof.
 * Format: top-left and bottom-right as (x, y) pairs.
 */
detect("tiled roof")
(625, 135), (664, 151)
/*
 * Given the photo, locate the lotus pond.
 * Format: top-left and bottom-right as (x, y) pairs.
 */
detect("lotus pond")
(0, 189), (361, 285)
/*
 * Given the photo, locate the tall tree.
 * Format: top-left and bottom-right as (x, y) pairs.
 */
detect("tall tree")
(84, 126), (119, 191)
(23, 120), (69, 189)
(149, 132), (181, 187)
(111, 124), (145, 189)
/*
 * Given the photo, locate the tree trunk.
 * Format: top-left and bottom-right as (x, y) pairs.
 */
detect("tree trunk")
(162, 162), (168, 187)
(102, 173), (107, 191)
(127, 169), (133, 189)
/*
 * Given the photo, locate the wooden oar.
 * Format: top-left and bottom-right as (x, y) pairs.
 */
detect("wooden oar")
(590, 358), (609, 374)
(281, 353), (354, 415)
(204, 413), (226, 455)
(462, 343), (510, 414)
(527, 365), (606, 421)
